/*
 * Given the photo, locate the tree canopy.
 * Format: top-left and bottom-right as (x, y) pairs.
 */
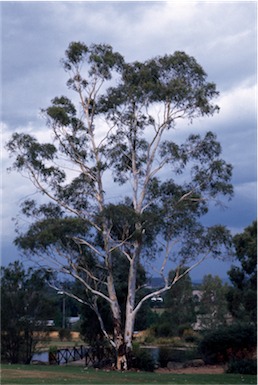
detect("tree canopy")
(197, 274), (229, 330)
(226, 220), (257, 324)
(6, 42), (233, 365)
(1, 261), (54, 364)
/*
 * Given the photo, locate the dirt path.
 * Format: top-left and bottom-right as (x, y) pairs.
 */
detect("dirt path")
(1, 368), (84, 380)
(1, 365), (225, 378)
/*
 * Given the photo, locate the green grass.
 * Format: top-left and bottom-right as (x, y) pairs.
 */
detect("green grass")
(1, 364), (257, 385)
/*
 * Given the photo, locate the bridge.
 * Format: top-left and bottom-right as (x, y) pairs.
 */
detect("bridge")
(48, 345), (115, 366)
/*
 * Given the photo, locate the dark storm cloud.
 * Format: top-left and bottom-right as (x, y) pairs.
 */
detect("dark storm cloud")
(2, 2), (256, 126)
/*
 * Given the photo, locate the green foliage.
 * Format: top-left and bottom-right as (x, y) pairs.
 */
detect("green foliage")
(152, 268), (197, 338)
(159, 347), (199, 367)
(198, 323), (257, 364)
(62, 42), (124, 82)
(15, 216), (88, 252)
(1, 261), (54, 364)
(197, 274), (229, 330)
(80, 299), (113, 345)
(154, 319), (174, 337)
(227, 359), (257, 375)
(178, 325), (198, 340)
(135, 305), (159, 331)
(158, 347), (172, 368)
(101, 51), (219, 116)
(98, 202), (161, 247)
(227, 221), (257, 323)
(131, 345), (155, 372)
(49, 345), (58, 353)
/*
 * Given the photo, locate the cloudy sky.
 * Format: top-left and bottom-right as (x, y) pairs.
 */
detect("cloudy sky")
(1, 1), (257, 280)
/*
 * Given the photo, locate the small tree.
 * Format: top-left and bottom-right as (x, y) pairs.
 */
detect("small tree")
(6, 42), (233, 367)
(1, 261), (53, 364)
(226, 220), (257, 324)
(197, 274), (229, 330)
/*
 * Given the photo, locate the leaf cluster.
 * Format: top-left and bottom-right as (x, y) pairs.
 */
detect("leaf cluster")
(99, 51), (219, 115)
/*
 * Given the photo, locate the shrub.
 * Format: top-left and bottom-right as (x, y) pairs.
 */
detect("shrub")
(198, 323), (256, 364)
(49, 345), (58, 364)
(158, 347), (199, 368)
(58, 328), (71, 341)
(159, 347), (172, 368)
(184, 334), (199, 343)
(181, 327), (200, 343)
(142, 327), (156, 344)
(227, 359), (257, 374)
(155, 322), (173, 337)
(49, 345), (58, 353)
(132, 344), (155, 371)
(178, 324), (192, 337)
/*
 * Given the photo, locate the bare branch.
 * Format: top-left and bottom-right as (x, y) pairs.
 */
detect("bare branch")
(72, 237), (104, 257)
(133, 252), (209, 317)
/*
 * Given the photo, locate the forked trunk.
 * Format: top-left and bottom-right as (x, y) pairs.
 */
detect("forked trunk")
(112, 320), (127, 370)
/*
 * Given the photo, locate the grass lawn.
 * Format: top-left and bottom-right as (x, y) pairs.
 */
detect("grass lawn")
(1, 364), (257, 385)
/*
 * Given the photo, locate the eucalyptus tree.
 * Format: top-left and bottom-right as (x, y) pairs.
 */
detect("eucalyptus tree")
(7, 42), (233, 365)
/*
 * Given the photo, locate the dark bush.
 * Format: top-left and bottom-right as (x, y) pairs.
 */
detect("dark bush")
(159, 347), (172, 368)
(184, 334), (199, 343)
(132, 345), (155, 371)
(227, 359), (257, 374)
(178, 324), (192, 337)
(58, 328), (71, 341)
(159, 347), (199, 368)
(198, 323), (256, 364)
(155, 322), (174, 337)
(181, 327), (200, 343)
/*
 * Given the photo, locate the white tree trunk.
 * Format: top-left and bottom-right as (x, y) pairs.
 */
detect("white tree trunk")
(124, 234), (142, 349)
(124, 262), (137, 349)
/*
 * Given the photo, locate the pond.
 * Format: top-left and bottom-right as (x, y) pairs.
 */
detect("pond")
(141, 346), (200, 367)
(32, 351), (49, 363)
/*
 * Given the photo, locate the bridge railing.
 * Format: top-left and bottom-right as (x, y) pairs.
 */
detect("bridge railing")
(49, 345), (115, 366)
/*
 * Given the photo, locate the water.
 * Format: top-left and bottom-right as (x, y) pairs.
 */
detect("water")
(32, 351), (49, 363)
(140, 346), (159, 363)
(32, 348), (85, 364)
(141, 346), (199, 366)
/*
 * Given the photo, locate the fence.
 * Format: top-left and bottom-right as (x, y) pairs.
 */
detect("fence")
(49, 345), (115, 366)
